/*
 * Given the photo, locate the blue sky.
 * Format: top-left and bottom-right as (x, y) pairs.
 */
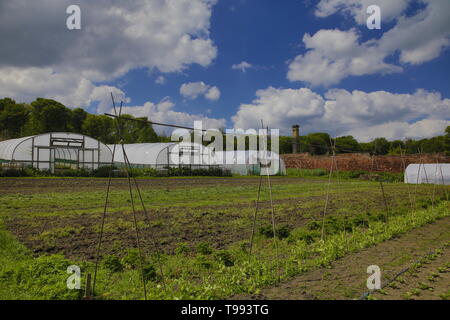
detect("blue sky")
(0, 0), (449, 141)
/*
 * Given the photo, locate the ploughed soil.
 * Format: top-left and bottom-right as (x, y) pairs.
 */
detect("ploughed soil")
(4, 195), (343, 261)
(2, 177), (445, 281)
(0, 177), (323, 194)
(233, 216), (450, 300)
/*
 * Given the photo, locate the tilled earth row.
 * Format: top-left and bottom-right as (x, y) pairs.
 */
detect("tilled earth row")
(234, 215), (450, 300)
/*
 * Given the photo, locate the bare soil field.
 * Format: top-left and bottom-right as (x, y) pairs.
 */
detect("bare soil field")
(3, 177), (437, 262)
(0, 176), (322, 194)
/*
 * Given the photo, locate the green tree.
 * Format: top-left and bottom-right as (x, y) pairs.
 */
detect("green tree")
(279, 136), (293, 154)
(445, 126), (450, 156)
(334, 136), (360, 153)
(419, 136), (446, 153)
(29, 98), (72, 133)
(0, 98), (30, 139)
(71, 108), (87, 133)
(404, 139), (420, 154)
(82, 114), (116, 144)
(303, 133), (331, 155)
(388, 140), (405, 155)
(372, 138), (390, 155)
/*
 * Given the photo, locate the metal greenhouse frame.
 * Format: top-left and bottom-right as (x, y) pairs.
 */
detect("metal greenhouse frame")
(0, 132), (113, 173)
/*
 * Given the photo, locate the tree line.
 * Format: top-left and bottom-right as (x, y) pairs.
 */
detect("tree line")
(0, 97), (162, 144)
(1, 97), (449, 155)
(279, 129), (450, 155)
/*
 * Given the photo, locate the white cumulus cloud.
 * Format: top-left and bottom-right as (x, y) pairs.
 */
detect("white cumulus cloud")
(0, 0), (218, 112)
(232, 61), (253, 73)
(180, 82), (220, 101)
(232, 87), (326, 130)
(117, 98), (226, 135)
(289, 0), (450, 86)
(232, 87), (450, 141)
(0, 67), (128, 113)
(315, 0), (411, 24)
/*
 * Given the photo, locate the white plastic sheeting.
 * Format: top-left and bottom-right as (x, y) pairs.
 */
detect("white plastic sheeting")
(110, 143), (175, 167)
(108, 143), (287, 175)
(0, 133), (112, 171)
(0, 136), (31, 161)
(405, 163), (450, 185)
(212, 150), (286, 176)
(109, 142), (216, 169)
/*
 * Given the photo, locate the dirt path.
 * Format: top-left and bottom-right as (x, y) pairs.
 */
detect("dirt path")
(238, 216), (450, 300)
(371, 245), (449, 300)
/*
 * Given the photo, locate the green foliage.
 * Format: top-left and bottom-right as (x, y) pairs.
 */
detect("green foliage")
(195, 255), (213, 269)
(196, 242), (213, 255)
(286, 168), (328, 177)
(280, 127), (448, 155)
(286, 168), (403, 182)
(279, 136), (293, 154)
(214, 250), (235, 267)
(0, 97), (160, 144)
(38, 226), (84, 241)
(121, 249), (141, 270)
(92, 166), (115, 177)
(372, 138), (390, 155)
(175, 242), (189, 255)
(0, 165), (231, 178)
(258, 225), (290, 240)
(0, 254), (80, 300)
(334, 136), (360, 153)
(0, 98), (30, 139)
(0, 177), (449, 300)
(142, 264), (158, 282)
(445, 126), (450, 156)
(167, 167), (232, 177)
(288, 228), (318, 244)
(276, 225), (291, 239)
(301, 133), (331, 155)
(101, 255), (123, 273)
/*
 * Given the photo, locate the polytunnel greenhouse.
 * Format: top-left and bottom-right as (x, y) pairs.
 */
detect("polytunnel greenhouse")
(212, 150), (286, 176)
(109, 142), (217, 169)
(0, 132), (113, 173)
(404, 163), (450, 185)
(0, 133), (287, 176)
(109, 143), (286, 175)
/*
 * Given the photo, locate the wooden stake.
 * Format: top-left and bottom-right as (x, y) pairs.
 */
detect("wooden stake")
(84, 273), (92, 300)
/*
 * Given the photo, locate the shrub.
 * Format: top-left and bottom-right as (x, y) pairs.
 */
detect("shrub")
(214, 250), (234, 267)
(288, 229), (317, 244)
(167, 167), (231, 177)
(175, 242), (189, 255)
(0, 254), (80, 300)
(121, 249), (141, 269)
(101, 255), (123, 272)
(142, 264), (158, 282)
(92, 166), (113, 177)
(0, 168), (28, 177)
(287, 168), (327, 177)
(0, 165), (232, 177)
(195, 255), (213, 269)
(196, 242), (213, 255)
(258, 224), (290, 240)
(307, 220), (321, 231)
(276, 225), (291, 239)
(258, 225), (273, 238)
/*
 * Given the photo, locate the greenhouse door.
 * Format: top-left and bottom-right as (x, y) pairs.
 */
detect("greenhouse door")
(34, 146), (54, 172)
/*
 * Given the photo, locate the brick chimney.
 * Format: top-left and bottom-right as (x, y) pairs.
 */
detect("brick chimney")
(292, 125), (300, 153)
